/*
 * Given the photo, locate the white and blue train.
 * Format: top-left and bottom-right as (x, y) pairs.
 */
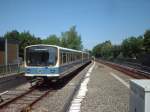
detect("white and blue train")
(24, 44), (90, 81)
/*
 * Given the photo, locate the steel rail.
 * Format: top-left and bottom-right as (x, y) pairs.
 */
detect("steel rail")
(21, 89), (54, 112)
(21, 62), (91, 112)
(0, 80), (44, 110)
(0, 61), (91, 112)
(0, 87), (35, 109)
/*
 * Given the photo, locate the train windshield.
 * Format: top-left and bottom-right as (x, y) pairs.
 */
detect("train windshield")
(26, 46), (57, 66)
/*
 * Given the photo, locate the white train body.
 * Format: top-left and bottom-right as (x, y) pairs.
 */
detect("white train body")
(24, 44), (90, 79)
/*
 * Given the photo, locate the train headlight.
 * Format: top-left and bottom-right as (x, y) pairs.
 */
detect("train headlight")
(50, 69), (55, 73)
(26, 69), (30, 73)
(38, 70), (42, 74)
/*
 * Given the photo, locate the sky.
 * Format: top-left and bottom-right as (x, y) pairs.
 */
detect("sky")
(0, 0), (150, 50)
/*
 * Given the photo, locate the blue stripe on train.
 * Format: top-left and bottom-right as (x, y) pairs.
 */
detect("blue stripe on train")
(25, 59), (89, 75)
(25, 67), (59, 74)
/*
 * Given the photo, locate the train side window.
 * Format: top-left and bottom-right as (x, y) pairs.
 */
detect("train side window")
(79, 53), (80, 60)
(49, 47), (57, 65)
(72, 53), (74, 61)
(79, 54), (81, 60)
(65, 52), (67, 63)
(70, 53), (72, 62)
(71, 53), (73, 62)
(73, 53), (76, 61)
(80, 53), (82, 60)
(75, 53), (76, 61)
(74, 53), (76, 61)
(69, 53), (71, 63)
(73, 53), (75, 61)
(78, 54), (79, 60)
(68, 53), (70, 63)
(68, 53), (70, 62)
(76, 53), (77, 61)
(75, 53), (77, 61)
(66, 53), (69, 63)
(60, 52), (63, 65)
(63, 52), (66, 64)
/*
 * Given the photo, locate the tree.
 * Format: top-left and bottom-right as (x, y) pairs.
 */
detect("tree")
(92, 43), (102, 57)
(111, 45), (121, 58)
(42, 35), (60, 45)
(4, 30), (42, 57)
(121, 36), (143, 58)
(100, 40), (112, 58)
(61, 32), (68, 48)
(60, 26), (83, 50)
(143, 30), (150, 53)
(92, 40), (112, 59)
(19, 31), (42, 57)
(4, 30), (20, 40)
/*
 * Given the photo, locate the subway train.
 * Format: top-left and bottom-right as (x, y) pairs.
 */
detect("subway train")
(24, 44), (90, 81)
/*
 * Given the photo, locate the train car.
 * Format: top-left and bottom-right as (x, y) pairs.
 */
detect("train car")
(24, 44), (90, 81)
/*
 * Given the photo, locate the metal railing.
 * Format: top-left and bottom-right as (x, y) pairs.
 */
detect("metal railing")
(0, 64), (24, 75)
(98, 58), (150, 74)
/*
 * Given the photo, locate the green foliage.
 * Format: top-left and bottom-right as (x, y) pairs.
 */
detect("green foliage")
(2, 26), (83, 58)
(111, 45), (121, 58)
(4, 31), (42, 57)
(92, 29), (150, 60)
(42, 35), (60, 45)
(143, 30), (150, 53)
(92, 40), (112, 59)
(4, 30), (20, 40)
(101, 40), (112, 58)
(121, 36), (143, 58)
(92, 43), (102, 57)
(60, 32), (68, 48)
(92, 36), (144, 60)
(60, 26), (83, 50)
(19, 32), (42, 56)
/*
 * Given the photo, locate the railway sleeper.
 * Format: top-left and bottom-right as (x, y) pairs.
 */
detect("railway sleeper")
(0, 91), (9, 103)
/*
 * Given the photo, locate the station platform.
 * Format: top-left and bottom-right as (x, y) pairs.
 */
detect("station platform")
(69, 62), (132, 112)
(0, 62), (134, 112)
(77, 62), (132, 112)
(80, 62), (132, 112)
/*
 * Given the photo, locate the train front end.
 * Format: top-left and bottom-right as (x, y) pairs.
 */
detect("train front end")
(24, 45), (60, 80)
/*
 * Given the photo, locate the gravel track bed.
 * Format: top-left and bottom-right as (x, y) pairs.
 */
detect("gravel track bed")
(0, 82), (31, 107)
(31, 63), (93, 112)
(0, 89), (53, 112)
(0, 75), (27, 93)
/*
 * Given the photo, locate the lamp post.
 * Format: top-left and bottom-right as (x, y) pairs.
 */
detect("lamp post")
(5, 39), (8, 72)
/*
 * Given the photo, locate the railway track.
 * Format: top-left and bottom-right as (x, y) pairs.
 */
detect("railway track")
(0, 80), (55, 112)
(0, 61), (91, 112)
(96, 59), (150, 79)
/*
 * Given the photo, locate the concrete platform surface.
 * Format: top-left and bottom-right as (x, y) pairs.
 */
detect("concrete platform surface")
(80, 62), (131, 112)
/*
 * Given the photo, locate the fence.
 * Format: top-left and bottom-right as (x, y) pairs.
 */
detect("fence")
(100, 57), (150, 73)
(0, 64), (24, 75)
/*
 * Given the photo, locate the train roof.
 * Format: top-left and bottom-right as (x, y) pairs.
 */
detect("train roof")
(25, 44), (88, 54)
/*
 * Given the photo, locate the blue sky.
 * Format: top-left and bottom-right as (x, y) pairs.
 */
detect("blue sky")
(0, 0), (150, 49)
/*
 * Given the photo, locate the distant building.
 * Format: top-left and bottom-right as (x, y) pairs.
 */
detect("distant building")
(0, 38), (19, 65)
